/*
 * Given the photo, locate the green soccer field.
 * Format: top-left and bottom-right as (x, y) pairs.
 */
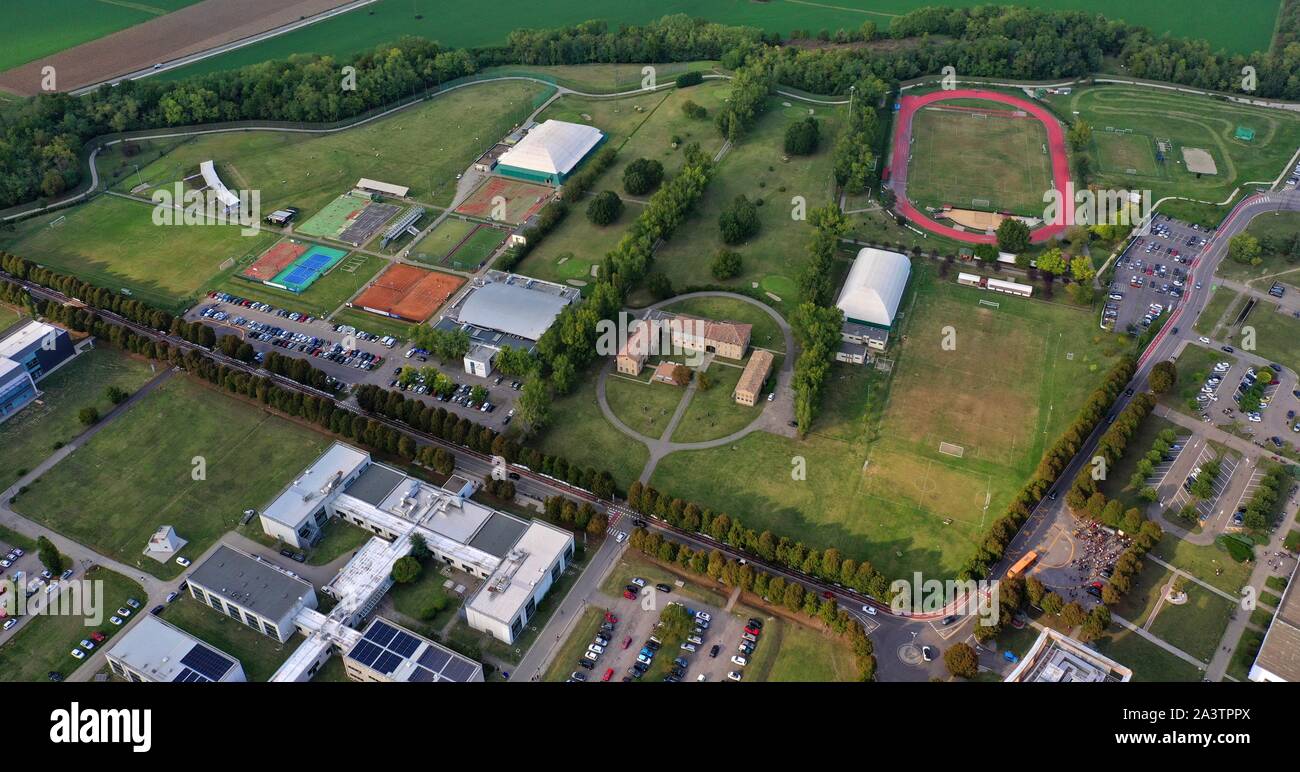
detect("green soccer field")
(410, 217), (477, 264)
(448, 226), (507, 268)
(159, 0), (1277, 83)
(11, 377), (333, 579)
(0, 0), (202, 71)
(0, 196), (276, 313)
(905, 102), (1054, 216)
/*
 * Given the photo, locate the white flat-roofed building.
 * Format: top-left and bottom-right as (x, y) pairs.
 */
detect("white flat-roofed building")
(1249, 561), (1300, 681)
(1005, 628), (1132, 682)
(355, 178), (410, 197)
(465, 520), (575, 644)
(200, 160), (240, 212)
(260, 442), (370, 548)
(464, 344), (496, 378)
(986, 277), (1033, 297)
(106, 614), (246, 683)
(186, 545), (317, 643)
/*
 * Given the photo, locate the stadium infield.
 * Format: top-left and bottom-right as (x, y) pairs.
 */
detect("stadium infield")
(351, 262), (463, 322)
(455, 177), (553, 225)
(889, 89), (1070, 244)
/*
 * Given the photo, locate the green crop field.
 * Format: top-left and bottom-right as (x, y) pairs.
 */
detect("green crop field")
(160, 0), (1277, 83)
(0, 0), (202, 72)
(11, 377), (332, 579)
(0, 347), (156, 482)
(101, 79), (550, 215)
(906, 102), (1054, 215)
(0, 566), (144, 683)
(1049, 86), (1300, 207)
(647, 265), (1120, 579)
(0, 196), (276, 313)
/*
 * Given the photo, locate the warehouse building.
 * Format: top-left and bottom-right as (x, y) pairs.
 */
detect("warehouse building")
(106, 615), (246, 683)
(837, 248), (911, 352)
(494, 120), (606, 185)
(0, 320), (90, 423)
(186, 545), (318, 643)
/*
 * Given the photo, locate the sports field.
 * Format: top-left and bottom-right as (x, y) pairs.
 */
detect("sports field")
(411, 217), (477, 264)
(0, 0), (202, 71)
(1049, 85), (1300, 205)
(104, 79), (549, 214)
(449, 226), (508, 269)
(296, 192), (398, 246)
(0, 196), (277, 313)
(351, 263), (463, 322)
(906, 103), (1053, 216)
(11, 377), (332, 579)
(161, 0), (1276, 82)
(241, 239), (309, 282)
(455, 177), (553, 225)
(647, 265), (1120, 579)
(212, 252), (386, 318)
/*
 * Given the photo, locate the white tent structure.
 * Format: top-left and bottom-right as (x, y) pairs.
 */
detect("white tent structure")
(143, 525), (186, 562)
(836, 248), (911, 329)
(495, 120), (605, 184)
(200, 160), (240, 212)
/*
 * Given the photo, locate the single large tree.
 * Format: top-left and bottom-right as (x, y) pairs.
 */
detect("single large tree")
(996, 218), (1031, 253)
(943, 642), (979, 679)
(623, 157), (664, 195)
(1149, 360), (1177, 393)
(586, 190), (623, 225)
(719, 194), (761, 244)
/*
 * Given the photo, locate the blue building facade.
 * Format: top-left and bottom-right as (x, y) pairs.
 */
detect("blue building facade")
(0, 321), (83, 423)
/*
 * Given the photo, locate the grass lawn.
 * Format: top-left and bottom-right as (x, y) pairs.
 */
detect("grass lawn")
(604, 373), (685, 439)
(0, 347), (157, 484)
(1092, 626), (1204, 681)
(12, 377), (332, 579)
(305, 519), (372, 566)
(206, 252), (386, 318)
(410, 217), (476, 264)
(670, 360), (764, 443)
(449, 226), (508, 269)
(0, 566), (143, 682)
(1226, 627), (1265, 681)
(386, 561), (464, 631)
(102, 80), (550, 214)
(1148, 583), (1236, 662)
(1164, 342), (1236, 419)
(0, 303), (21, 331)
(659, 295), (786, 354)
(0, 196), (277, 313)
(1114, 567), (1174, 627)
(534, 373), (651, 492)
(906, 99), (1053, 216)
(644, 97), (843, 310)
(1049, 85), (1300, 206)
(1217, 211), (1300, 286)
(599, 552), (730, 608)
(1194, 285), (1242, 336)
(754, 618), (859, 682)
(1227, 298), (1300, 375)
(542, 605), (608, 682)
(0, 0), (202, 71)
(651, 265), (1119, 579)
(310, 653), (351, 682)
(1266, 575), (1289, 593)
(513, 200), (643, 288)
(1149, 534), (1254, 596)
(1098, 415), (1182, 509)
(155, 596), (296, 681)
(480, 62), (718, 94)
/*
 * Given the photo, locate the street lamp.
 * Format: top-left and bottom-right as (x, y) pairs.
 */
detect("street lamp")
(848, 84), (856, 123)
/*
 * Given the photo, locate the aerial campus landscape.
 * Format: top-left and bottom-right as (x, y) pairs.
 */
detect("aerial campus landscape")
(4, 2), (1300, 716)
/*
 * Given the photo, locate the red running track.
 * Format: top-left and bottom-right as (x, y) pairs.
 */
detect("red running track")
(888, 89), (1071, 244)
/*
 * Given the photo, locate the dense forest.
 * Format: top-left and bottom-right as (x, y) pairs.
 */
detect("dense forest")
(7, 6), (1300, 211)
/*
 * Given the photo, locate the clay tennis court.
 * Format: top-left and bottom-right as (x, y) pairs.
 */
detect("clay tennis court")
(454, 177), (553, 225)
(241, 239), (308, 281)
(351, 263), (463, 322)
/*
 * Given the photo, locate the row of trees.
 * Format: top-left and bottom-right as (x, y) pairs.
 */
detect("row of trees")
(627, 527), (876, 680)
(789, 203), (849, 435)
(1066, 391), (1157, 513)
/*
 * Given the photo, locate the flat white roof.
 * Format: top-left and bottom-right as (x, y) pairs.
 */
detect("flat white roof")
(987, 277), (1033, 292)
(467, 520), (573, 625)
(457, 282), (572, 341)
(356, 178), (410, 197)
(496, 120), (604, 176)
(200, 160), (240, 209)
(0, 320), (58, 359)
(107, 614), (240, 683)
(836, 248), (910, 329)
(262, 443), (370, 529)
(0, 357), (25, 383)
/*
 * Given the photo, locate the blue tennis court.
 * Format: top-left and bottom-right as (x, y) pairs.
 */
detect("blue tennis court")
(270, 246), (347, 293)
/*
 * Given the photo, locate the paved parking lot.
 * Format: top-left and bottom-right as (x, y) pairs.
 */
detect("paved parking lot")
(1167, 447), (1238, 519)
(1105, 215), (1207, 333)
(0, 540), (86, 646)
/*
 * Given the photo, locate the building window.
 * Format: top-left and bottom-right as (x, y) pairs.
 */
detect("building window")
(524, 597), (536, 619)
(510, 617), (523, 639)
(550, 563), (561, 583)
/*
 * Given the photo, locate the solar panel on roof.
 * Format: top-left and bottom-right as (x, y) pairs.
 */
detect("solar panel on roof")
(373, 650), (402, 675)
(441, 658), (478, 683)
(350, 640), (383, 668)
(388, 631), (420, 658)
(408, 666), (435, 683)
(364, 621), (397, 646)
(417, 647), (450, 671)
(180, 644), (233, 681)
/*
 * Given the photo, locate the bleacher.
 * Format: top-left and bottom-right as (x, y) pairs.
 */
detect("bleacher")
(381, 207), (425, 248)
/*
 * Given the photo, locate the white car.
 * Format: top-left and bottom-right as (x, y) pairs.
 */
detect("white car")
(2, 619), (16, 630)
(1199, 337), (1211, 344)
(70, 649), (86, 660)
(615, 531), (627, 544)
(1249, 414), (1263, 423)
(79, 639), (94, 651)
(727, 670), (743, 682)
(175, 557), (191, 567)
(861, 605), (878, 616)
(587, 643), (604, 655)
(630, 577), (646, 588)
(680, 642), (697, 653)
(109, 616), (124, 625)
(695, 611), (711, 622)
(582, 650), (598, 661)
(731, 655), (748, 666)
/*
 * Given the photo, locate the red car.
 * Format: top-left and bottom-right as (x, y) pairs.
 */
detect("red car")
(601, 667), (614, 682)
(622, 636), (633, 650)
(90, 631), (106, 643)
(622, 590), (636, 600)
(744, 625), (762, 637)
(604, 612), (619, 625)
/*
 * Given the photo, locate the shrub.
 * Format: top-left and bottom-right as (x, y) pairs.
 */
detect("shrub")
(623, 158), (665, 195)
(586, 190), (624, 225)
(783, 116), (821, 155)
(710, 249), (743, 279)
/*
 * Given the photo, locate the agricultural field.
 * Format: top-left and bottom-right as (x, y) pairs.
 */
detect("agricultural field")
(207, 252), (386, 318)
(0, 0), (202, 72)
(10, 377), (332, 579)
(0, 566), (143, 682)
(905, 100), (1054, 216)
(0, 347), (157, 483)
(0, 196), (277, 313)
(645, 98), (844, 309)
(648, 267), (1119, 579)
(162, 0), (1276, 82)
(100, 79), (550, 214)
(1049, 86), (1300, 206)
